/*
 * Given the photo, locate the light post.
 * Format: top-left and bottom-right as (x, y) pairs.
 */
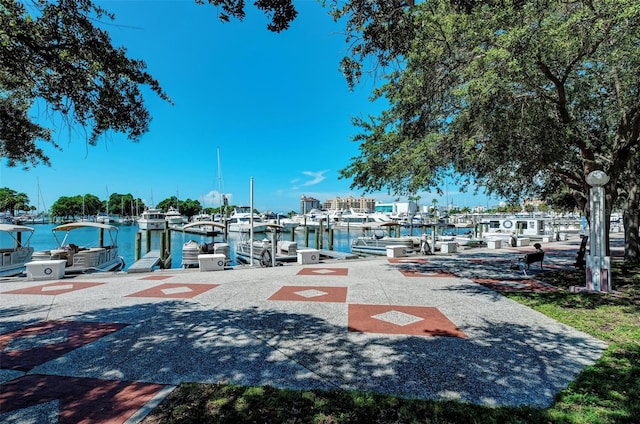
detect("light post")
(585, 170), (611, 292)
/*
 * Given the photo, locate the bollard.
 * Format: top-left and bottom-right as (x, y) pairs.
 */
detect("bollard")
(160, 233), (166, 264)
(328, 228), (334, 251)
(145, 230), (151, 254)
(135, 232), (141, 261)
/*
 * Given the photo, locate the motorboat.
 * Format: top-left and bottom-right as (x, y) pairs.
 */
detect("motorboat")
(350, 222), (415, 256)
(235, 223), (298, 266)
(331, 208), (382, 229)
(0, 223), (35, 277)
(30, 222), (125, 274)
(96, 214), (111, 224)
(190, 212), (213, 222)
(180, 221), (231, 268)
(137, 208), (166, 231)
(165, 206), (186, 227)
(227, 206), (269, 233)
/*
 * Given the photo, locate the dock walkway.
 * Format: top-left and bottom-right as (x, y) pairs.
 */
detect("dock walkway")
(127, 250), (162, 273)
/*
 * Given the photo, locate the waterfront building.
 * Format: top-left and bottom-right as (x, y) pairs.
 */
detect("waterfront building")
(300, 195), (321, 214)
(375, 201), (417, 217)
(323, 196), (376, 212)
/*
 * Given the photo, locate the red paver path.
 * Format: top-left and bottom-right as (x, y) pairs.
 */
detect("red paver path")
(0, 374), (166, 424)
(1, 282), (104, 296)
(0, 320), (128, 372)
(269, 286), (348, 303)
(297, 267), (348, 276)
(127, 283), (219, 299)
(348, 304), (467, 338)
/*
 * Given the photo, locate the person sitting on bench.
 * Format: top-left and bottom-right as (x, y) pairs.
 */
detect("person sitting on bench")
(511, 243), (544, 272)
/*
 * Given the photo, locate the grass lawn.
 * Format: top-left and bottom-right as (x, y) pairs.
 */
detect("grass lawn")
(142, 262), (640, 424)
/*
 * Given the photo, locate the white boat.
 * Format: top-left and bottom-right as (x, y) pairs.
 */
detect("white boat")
(452, 233), (485, 247)
(96, 214), (111, 224)
(350, 222), (415, 256)
(116, 215), (135, 225)
(227, 206), (269, 233)
(30, 222), (125, 274)
(165, 206), (186, 226)
(480, 216), (549, 243)
(332, 208), (392, 229)
(276, 217), (299, 231)
(190, 212), (212, 222)
(235, 223), (298, 266)
(180, 221), (231, 268)
(0, 223), (35, 277)
(138, 208), (166, 231)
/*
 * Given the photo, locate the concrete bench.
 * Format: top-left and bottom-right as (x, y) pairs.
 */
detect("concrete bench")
(197, 254), (226, 271)
(386, 245), (407, 258)
(297, 249), (319, 264)
(487, 239), (502, 249)
(26, 260), (66, 280)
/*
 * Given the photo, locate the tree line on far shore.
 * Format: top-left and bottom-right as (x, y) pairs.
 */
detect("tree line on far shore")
(0, 187), (225, 220)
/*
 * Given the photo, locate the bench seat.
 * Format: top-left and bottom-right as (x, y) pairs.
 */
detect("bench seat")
(518, 251), (544, 275)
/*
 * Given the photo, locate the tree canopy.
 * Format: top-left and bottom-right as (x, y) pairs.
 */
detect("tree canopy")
(1, 0), (172, 168)
(336, 0), (640, 261)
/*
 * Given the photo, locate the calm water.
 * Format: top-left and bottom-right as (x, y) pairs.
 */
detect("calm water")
(12, 223), (431, 271)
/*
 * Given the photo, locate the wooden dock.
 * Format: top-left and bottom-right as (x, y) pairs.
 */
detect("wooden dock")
(317, 249), (359, 260)
(127, 250), (163, 273)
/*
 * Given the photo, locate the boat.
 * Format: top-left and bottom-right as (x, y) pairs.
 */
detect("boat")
(227, 206), (269, 233)
(190, 212), (213, 222)
(137, 208), (167, 231)
(234, 223), (298, 266)
(332, 208), (394, 229)
(480, 216), (550, 243)
(30, 222), (125, 274)
(0, 223), (35, 277)
(180, 221), (231, 268)
(165, 206), (186, 227)
(96, 214), (111, 224)
(452, 233), (485, 247)
(349, 222), (415, 256)
(116, 215), (135, 225)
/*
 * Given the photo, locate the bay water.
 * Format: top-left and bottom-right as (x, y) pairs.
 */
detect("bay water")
(16, 223), (431, 271)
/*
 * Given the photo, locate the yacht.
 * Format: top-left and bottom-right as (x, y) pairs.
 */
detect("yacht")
(227, 206), (269, 233)
(137, 208), (166, 231)
(165, 206), (186, 226)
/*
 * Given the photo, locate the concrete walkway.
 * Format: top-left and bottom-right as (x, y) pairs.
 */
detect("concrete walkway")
(1, 235), (615, 423)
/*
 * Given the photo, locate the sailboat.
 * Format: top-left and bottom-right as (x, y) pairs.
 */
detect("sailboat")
(97, 186), (111, 223)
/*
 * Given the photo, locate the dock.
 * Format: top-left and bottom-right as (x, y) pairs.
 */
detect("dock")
(317, 249), (359, 260)
(127, 250), (163, 273)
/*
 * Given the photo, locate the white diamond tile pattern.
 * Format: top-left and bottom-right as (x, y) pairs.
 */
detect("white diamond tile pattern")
(161, 286), (194, 295)
(294, 289), (329, 298)
(371, 310), (424, 326)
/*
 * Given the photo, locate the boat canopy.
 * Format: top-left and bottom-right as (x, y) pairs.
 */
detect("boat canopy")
(52, 222), (119, 232)
(0, 223), (36, 233)
(182, 221), (226, 231)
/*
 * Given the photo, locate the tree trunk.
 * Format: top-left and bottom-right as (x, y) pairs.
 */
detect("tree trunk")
(623, 183), (640, 263)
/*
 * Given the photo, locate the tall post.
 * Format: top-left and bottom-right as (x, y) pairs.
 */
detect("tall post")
(135, 232), (141, 261)
(586, 170), (611, 291)
(250, 177), (254, 266)
(145, 230), (151, 253)
(328, 228), (334, 251)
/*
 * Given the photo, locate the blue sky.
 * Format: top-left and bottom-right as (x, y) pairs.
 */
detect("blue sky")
(2, 0), (501, 213)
